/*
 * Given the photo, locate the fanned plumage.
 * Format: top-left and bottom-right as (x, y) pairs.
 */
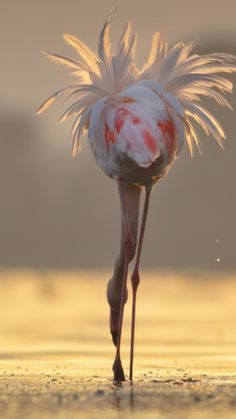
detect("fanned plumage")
(37, 12), (236, 159)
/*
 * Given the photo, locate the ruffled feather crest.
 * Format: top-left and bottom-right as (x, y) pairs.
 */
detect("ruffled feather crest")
(139, 40), (236, 154)
(37, 10), (139, 155)
(37, 12), (236, 156)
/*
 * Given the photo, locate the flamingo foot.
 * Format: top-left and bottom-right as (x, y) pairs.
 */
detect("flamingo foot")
(113, 358), (126, 382)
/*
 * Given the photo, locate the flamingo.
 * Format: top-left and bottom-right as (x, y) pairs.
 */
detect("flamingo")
(37, 11), (236, 382)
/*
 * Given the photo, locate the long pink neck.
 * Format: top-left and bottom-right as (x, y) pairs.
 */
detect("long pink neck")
(107, 183), (141, 311)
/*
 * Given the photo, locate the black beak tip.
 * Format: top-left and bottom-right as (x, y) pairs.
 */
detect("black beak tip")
(111, 331), (118, 346)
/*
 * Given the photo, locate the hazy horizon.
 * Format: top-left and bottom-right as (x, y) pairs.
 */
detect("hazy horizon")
(1, 0), (236, 271)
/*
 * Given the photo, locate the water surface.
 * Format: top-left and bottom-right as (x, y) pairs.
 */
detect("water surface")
(0, 271), (236, 418)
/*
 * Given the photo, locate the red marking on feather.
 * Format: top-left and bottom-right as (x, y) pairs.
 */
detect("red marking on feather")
(115, 115), (125, 134)
(143, 129), (157, 154)
(157, 122), (166, 135)
(157, 119), (175, 153)
(115, 108), (141, 135)
(105, 122), (115, 147)
(132, 116), (140, 124)
(115, 108), (130, 134)
(120, 108), (129, 116)
(120, 96), (135, 103)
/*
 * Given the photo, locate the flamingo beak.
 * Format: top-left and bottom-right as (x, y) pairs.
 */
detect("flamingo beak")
(110, 309), (119, 346)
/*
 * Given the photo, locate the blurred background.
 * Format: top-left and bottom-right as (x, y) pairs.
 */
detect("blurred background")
(0, 0), (236, 272)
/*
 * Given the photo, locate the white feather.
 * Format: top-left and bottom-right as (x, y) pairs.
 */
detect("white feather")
(63, 34), (98, 72)
(38, 14), (236, 159)
(184, 101), (225, 147)
(36, 87), (77, 114)
(116, 21), (132, 58)
(43, 52), (87, 70)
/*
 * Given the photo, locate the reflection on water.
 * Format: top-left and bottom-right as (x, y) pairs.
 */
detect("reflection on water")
(0, 270), (236, 418)
(1, 377), (236, 419)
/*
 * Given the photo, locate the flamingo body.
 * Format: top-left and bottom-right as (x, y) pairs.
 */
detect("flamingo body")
(37, 10), (236, 382)
(88, 84), (180, 185)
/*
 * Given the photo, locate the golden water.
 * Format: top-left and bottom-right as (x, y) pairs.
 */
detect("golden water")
(0, 271), (236, 418)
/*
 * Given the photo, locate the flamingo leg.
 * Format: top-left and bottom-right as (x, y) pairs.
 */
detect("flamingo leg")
(129, 184), (152, 381)
(112, 179), (133, 382)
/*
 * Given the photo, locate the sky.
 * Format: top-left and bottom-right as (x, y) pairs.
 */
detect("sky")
(0, 0), (236, 270)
